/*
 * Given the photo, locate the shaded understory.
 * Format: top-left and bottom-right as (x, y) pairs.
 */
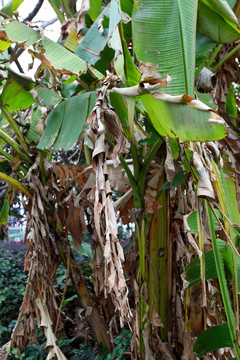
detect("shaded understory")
(0, 241), (132, 360)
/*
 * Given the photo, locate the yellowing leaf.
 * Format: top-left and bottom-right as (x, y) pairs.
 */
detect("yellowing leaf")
(0, 29), (12, 51)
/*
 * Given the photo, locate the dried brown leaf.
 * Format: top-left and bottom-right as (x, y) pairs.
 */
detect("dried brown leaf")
(36, 297), (67, 360)
(152, 309), (164, 327)
(192, 152), (215, 200)
(28, 49), (79, 76)
(165, 137), (175, 182)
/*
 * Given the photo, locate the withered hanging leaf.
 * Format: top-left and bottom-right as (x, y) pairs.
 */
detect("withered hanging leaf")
(87, 78), (132, 326)
(36, 297), (67, 360)
(165, 137), (175, 183)
(66, 205), (87, 249)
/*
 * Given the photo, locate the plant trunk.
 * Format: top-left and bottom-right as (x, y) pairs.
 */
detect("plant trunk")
(148, 173), (169, 341)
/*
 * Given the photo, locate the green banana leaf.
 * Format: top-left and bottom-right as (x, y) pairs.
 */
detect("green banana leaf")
(206, 202), (240, 358)
(1, 76), (34, 110)
(88, 0), (102, 21)
(195, 91), (217, 110)
(38, 92), (96, 150)
(132, 0), (198, 96)
(187, 209), (221, 233)
(227, 0), (236, 8)
(122, 39), (141, 86)
(26, 107), (42, 143)
(185, 238), (240, 290)
(194, 323), (232, 357)
(196, 32), (217, 66)
(0, 198), (9, 225)
(75, 0), (121, 65)
(109, 92), (130, 137)
(33, 85), (63, 107)
(212, 161), (240, 247)
(200, 0), (239, 24)
(120, 0), (133, 15)
(3, 20), (87, 75)
(0, 0), (24, 16)
(141, 94), (227, 142)
(185, 248), (216, 288)
(198, 0), (240, 43)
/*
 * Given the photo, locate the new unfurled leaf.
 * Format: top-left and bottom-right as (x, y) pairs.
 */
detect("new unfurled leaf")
(88, 0), (102, 21)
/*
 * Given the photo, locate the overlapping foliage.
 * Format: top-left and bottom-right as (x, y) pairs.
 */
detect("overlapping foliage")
(0, 0), (240, 359)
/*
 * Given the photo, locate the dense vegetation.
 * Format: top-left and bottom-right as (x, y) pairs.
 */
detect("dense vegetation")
(0, 245), (132, 359)
(1, 0), (240, 359)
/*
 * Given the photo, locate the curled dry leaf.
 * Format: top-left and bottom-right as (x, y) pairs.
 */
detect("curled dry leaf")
(165, 137), (175, 183)
(9, 158), (61, 354)
(151, 309), (164, 327)
(174, 186), (187, 220)
(87, 76), (132, 326)
(138, 61), (162, 80)
(183, 214), (202, 257)
(195, 67), (215, 93)
(192, 152), (215, 200)
(153, 92), (220, 114)
(0, 341), (10, 360)
(111, 74), (171, 96)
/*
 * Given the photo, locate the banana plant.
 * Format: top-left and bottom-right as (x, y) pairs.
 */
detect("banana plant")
(0, 0), (240, 359)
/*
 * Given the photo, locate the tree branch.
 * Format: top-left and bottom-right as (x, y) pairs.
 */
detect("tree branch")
(23, 0), (44, 22)
(40, 17), (58, 29)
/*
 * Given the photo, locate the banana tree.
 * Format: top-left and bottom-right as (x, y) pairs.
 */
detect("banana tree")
(1, 0), (240, 359)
